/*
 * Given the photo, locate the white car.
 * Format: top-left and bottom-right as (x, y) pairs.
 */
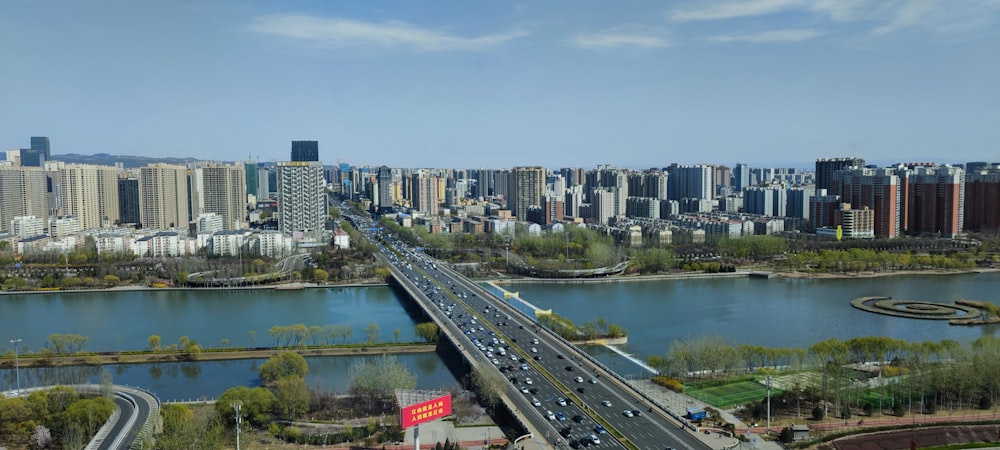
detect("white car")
(520, 386), (529, 394)
(602, 400), (612, 407)
(557, 398), (567, 406)
(546, 410), (556, 421)
(532, 398), (542, 407)
(590, 435), (601, 445)
(574, 376), (584, 383)
(530, 347), (538, 353)
(525, 378), (533, 385)
(623, 410), (634, 417)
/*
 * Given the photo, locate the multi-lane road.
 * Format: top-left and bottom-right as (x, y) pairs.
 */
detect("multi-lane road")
(349, 213), (709, 450)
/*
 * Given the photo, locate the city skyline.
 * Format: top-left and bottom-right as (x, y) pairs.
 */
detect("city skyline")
(2, 1), (998, 168)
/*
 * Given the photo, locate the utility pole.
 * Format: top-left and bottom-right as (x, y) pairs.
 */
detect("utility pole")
(766, 375), (772, 435)
(232, 400), (242, 450)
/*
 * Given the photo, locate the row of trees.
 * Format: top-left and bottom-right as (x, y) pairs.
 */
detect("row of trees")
(267, 324), (354, 347)
(0, 386), (115, 449)
(778, 248), (978, 273)
(537, 312), (627, 341)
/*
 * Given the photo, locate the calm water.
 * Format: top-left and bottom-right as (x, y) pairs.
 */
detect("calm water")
(0, 353), (459, 401)
(3, 272), (999, 394)
(0, 286), (420, 352)
(506, 272), (1000, 362)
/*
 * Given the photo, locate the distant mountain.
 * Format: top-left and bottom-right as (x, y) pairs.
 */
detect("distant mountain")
(54, 153), (226, 168)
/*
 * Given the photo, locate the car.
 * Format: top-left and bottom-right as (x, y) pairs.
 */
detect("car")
(632, 409), (643, 417)
(560, 427), (573, 438)
(588, 378), (597, 384)
(574, 376), (584, 383)
(520, 386), (529, 394)
(546, 410), (556, 420)
(533, 355), (542, 360)
(569, 439), (582, 449)
(557, 397), (567, 406)
(556, 412), (566, 421)
(530, 347), (538, 353)
(529, 388), (539, 394)
(532, 398), (541, 407)
(577, 387), (586, 393)
(590, 435), (601, 445)
(572, 415), (584, 423)
(557, 354), (565, 359)
(525, 378), (533, 384)
(602, 400), (611, 407)
(566, 366), (574, 371)
(594, 424), (607, 434)
(579, 437), (592, 447)
(623, 410), (634, 417)
(520, 364), (528, 370)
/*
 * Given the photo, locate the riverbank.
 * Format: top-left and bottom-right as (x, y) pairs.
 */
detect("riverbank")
(771, 267), (999, 279)
(0, 343), (437, 369)
(0, 280), (390, 295)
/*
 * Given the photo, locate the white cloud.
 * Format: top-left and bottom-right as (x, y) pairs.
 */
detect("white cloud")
(668, 0), (803, 22)
(571, 25), (670, 49)
(250, 14), (529, 52)
(709, 28), (823, 43)
(872, 0), (936, 34)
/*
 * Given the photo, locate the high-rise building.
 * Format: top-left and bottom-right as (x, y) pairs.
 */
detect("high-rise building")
(19, 148), (44, 167)
(412, 173), (439, 214)
(809, 189), (841, 231)
(139, 164), (190, 230)
(245, 161), (259, 199)
(290, 140), (319, 162)
(786, 186), (814, 220)
(57, 164), (119, 229)
(733, 164), (750, 192)
(118, 178), (140, 226)
(30, 137), (50, 162)
(276, 161), (326, 240)
(964, 165), (1000, 232)
(832, 167), (901, 238)
(816, 157), (864, 193)
(201, 163), (247, 230)
(902, 165), (964, 237)
(541, 195), (564, 225)
(744, 186), (787, 217)
(0, 166), (49, 233)
(510, 166), (545, 220)
(592, 189), (614, 225)
(668, 165), (713, 201)
(377, 166), (394, 212)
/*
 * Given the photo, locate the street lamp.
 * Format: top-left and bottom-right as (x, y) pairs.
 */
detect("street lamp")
(9, 338), (22, 396)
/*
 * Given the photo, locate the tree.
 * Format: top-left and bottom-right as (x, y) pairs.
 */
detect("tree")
(415, 322), (440, 343)
(313, 268), (329, 282)
(348, 354), (417, 410)
(394, 328), (401, 343)
(216, 386), (276, 427)
(365, 322), (381, 344)
(148, 334), (161, 351)
(259, 352), (309, 384)
(272, 375), (310, 419)
(470, 365), (505, 413)
(31, 425), (51, 449)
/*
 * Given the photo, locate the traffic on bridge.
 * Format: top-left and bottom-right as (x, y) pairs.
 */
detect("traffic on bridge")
(346, 211), (710, 450)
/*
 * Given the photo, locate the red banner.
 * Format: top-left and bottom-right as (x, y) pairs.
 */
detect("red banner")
(400, 394), (451, 428)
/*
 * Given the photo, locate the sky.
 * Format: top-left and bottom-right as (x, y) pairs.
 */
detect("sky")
(1, 0), (998, 169)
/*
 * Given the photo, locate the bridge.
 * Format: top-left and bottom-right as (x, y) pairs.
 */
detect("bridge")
(355, 215), (711, 450)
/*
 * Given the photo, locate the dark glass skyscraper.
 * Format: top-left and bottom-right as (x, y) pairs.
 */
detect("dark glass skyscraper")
(118, 178), (141, 225)
(291, 140), (319, 162)
(31, 136), (50, 161)
(245, 162), (259, 198)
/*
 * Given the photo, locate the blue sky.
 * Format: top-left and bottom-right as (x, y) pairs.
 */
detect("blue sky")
(1, 0), (998, 169)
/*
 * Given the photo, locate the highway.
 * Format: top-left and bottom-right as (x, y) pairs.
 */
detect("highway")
(349, 212), (710, 450)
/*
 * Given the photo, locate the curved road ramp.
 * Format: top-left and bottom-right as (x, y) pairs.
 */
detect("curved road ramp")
(4, 384), (160, 450)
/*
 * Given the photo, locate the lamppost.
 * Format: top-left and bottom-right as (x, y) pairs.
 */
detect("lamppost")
(9, 338), (22, 396)
(765, 376), (772, 435)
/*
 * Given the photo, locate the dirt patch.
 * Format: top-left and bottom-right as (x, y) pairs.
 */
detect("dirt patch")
(830, 425), (1000, 450)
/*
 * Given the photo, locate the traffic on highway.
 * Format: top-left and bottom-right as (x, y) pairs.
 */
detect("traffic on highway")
(345, 211), (708, 450)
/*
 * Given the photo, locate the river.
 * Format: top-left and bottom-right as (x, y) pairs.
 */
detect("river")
(2, 272), (998, 396)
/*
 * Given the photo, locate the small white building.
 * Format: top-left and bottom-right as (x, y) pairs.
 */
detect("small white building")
(333, 228), (350, 250)
(11, 216), (46, 239)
